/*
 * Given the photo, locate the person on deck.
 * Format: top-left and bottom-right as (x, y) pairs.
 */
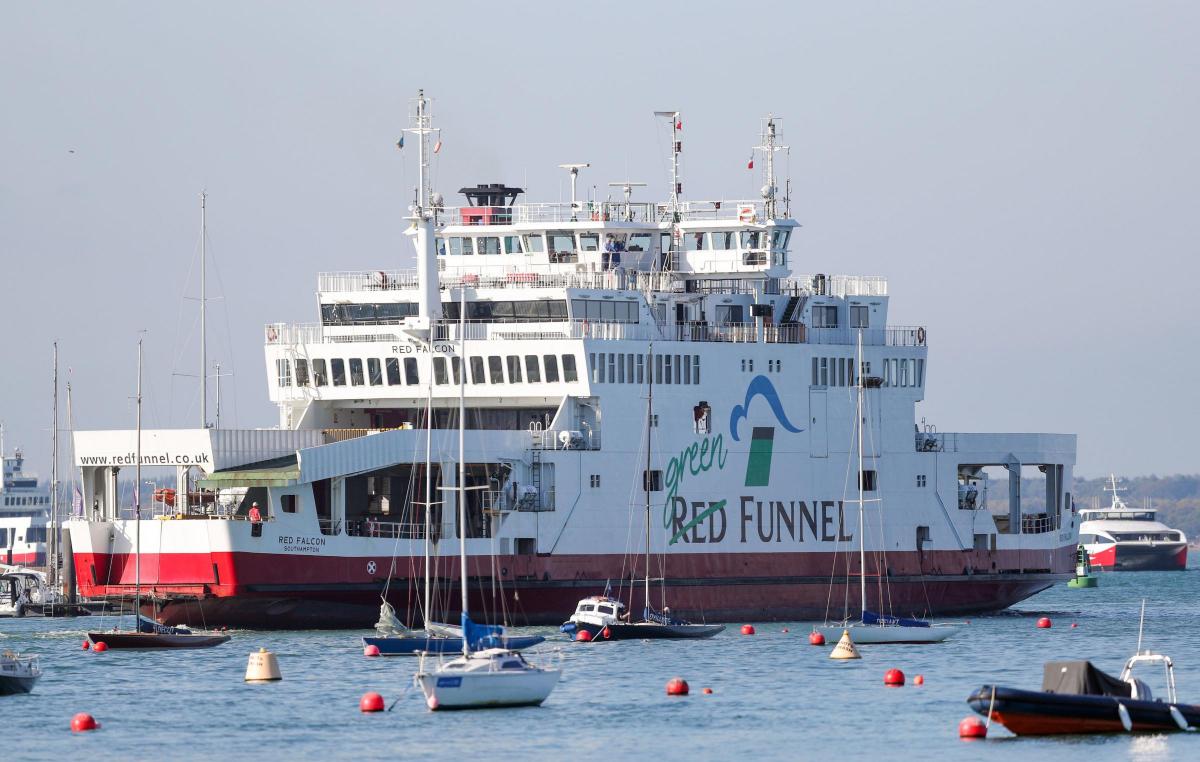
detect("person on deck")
(248, 502), (263, 525)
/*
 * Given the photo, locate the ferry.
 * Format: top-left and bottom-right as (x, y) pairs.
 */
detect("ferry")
(1079, 475), (1186, 571)
(66, 93), (1079, 629)
(1, 440), (52, 567)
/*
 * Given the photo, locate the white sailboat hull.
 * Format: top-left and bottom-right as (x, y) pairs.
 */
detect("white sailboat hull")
(815, 624), (959, 644)
(416, 667), (561, 709)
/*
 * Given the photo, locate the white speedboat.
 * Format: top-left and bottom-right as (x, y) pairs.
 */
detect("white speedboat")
(1079, 476), (1187, 571)
(0, 568), (59, 618)
(415, 647), (561, 710)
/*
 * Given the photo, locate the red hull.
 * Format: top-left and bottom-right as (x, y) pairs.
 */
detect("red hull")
(73, 545), (1074, 629)
(1088, 544), (1187, 572)
(2, 551), (42, 566)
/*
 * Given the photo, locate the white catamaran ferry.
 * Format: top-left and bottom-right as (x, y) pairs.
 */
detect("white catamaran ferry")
(1, 439), (52, 568)
(67, 94), (1079, 628)
(1078, 475), (1186, 571)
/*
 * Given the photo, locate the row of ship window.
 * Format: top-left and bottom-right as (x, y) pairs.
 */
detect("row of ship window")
(2, 495), (49, 506)
(319, 299), (638, 327)
(275, 354), (581, 388)
(0, 527), (47, 544)
(588, 352), (701, 386)
(810, 357), (925, 388)
(436, 229), (790, 257)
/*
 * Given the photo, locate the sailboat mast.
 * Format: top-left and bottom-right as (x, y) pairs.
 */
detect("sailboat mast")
(423, 333), (434, 630)
(200, 192), (207, 429)
(457, 287), (468, 655)
(644, 342), (654, 616)
(134, 338), (143, 625)
(50, 343), (59, 588)
(856, 330), (866, 617)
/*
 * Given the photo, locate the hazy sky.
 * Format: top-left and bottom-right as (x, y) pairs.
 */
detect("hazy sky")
(2, 2), (1197, 478)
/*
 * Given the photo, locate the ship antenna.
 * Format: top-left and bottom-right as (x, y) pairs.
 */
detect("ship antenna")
(200, 190), (208, 428)
(654, 111), (682, 220)
(558, 164), (590, 220)
(753, 116), (788, 220)
(405, 89), (440, 213)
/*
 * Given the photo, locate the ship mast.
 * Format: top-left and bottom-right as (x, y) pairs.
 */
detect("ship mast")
(754, 116), (787, 220)
(50, 342), (59, 588)
(644, 342), (654, 618)
(200, 191), (208, 428)
(654, 111), (682, 219)
(134, 338), (143, 627)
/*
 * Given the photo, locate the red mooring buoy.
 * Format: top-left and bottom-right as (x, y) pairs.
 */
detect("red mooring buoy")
(92, 641), (108, 653)
(1071, 623), (1078, 629)
(70, 713), (98, 732)
(884, 668), (905, 687)
(666, 677), (689, 696)
(81, 640), (90, 650)
(913, 674), (925, 686)
(1037, 617), (1052, 629)
(360, 692), (385, 713)
(808, 631), (826, 646)
(702, 687), (713, 694)
(576, 629), (593, 642)
(958, 716), (988, 739)
(741, 624), (756, 635)
(363, 644), (381, 657)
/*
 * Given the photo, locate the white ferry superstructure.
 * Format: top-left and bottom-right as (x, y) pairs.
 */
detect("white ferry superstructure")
(1, 442), (52, 567)
(67, 97), (1079, 628)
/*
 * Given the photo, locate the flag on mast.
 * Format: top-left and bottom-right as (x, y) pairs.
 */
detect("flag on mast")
(747, 154), (754, 170)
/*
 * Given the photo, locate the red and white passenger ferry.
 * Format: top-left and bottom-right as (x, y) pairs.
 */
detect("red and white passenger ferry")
(1079, 475), (1187, 571)
(67, 93), (1079, 628)
(1, 438), (52, 568)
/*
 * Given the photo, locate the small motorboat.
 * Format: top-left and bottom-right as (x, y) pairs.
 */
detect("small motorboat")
(0, 651), (41, 695)
(562, 596), (724, 641)
(967, 654), (1200, 735)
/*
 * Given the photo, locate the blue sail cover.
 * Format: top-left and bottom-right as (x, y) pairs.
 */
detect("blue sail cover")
(137, 615), (191, 635)
(863, 610), (930, 628)
(461, 613), (504, 649)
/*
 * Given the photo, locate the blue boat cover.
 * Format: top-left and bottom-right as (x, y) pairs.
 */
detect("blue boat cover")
(863, 610), (930, 628)
(461, 613), (504, 649)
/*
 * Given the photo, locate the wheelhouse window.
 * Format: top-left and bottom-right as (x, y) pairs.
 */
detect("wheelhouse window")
(711, 231), (735, 250)
(450, 356), (462, 385)
(546, 231), (574, 255)
(349, 358), (365, 386)
(684, 231), (706, 251)
(740, 230), (765, 249)
(506, 355), (523, 383)
(385, 358), (402, 385)
(330, 359), (346, 386)
(470, 356), (486, 384)
(771, 229), (790, 250)
(367, 358), (383, 386)
(295, 358), (310, 386)
(579, 233), (600, 251)
(403, 358), (419, 385)
(476, 236), (501, 255)
(562, 354), (578, 382)
(447, 237), (472, 256)
(488, 356), (504, 384)
(812, 305), (838, 328)
(850, 305), (869, 328)
(544, 354), (560, 382)
(312, 359), (328, 387)
(276, 358), (292, 387)
(503, 235), (522, 254)
(522, 234), (544, 253)
(433, 357), (448, 385)
(524, 355), (541, 382)
(627, 233), (652, 252)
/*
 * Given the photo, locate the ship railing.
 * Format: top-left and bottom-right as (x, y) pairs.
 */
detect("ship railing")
(317, 267), (683, 294)
(507, 201), (660, 225)
(435, 199), (773, 225)
(531, 427), (599, 451)
(346, 518), (425, 539)
(783, 274), (889, 298)
(1020, 514), (1055, 535)
(806, 326), (927, 347)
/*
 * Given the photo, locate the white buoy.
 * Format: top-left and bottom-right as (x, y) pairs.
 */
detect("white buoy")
(245, 648), (282, 682)
(829, 629), (861, 660)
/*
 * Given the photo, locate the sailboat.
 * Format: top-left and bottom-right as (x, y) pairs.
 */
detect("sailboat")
(86, 339), (230, 650)
(414, 226), (560, 708)
(564, 343), (724, 641)
(364, 92), (542, 658)
(814, 331), (957, 645)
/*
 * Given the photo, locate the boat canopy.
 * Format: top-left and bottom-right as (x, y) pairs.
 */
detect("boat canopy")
(196, 455), (300, 489)
(1042, 660), (1132, 697)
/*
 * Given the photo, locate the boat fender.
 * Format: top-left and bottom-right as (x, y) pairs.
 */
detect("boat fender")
(1169, 706), (1195, 731)
(1117, 702), (1132, 732)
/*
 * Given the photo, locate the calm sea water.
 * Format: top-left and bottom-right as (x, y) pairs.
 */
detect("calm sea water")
(4, 570), (1200, 761)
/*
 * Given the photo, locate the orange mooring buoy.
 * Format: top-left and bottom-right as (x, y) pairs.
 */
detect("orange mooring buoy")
(741, 624), (756, 635)
(70, 713), (99, 732)
(666, 677), (689, 696)
(81, 640), (90, 650)
(808, 630), (826, 646)
(360, 692), (385, 712)
(363, 644), (381, 657)
(913, 674), (925, 686)
(576, 629), (593, 642)
(92, 641), (108, 653)
(1037, 617), (1052, 629)
(958, 716), (987, 739)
